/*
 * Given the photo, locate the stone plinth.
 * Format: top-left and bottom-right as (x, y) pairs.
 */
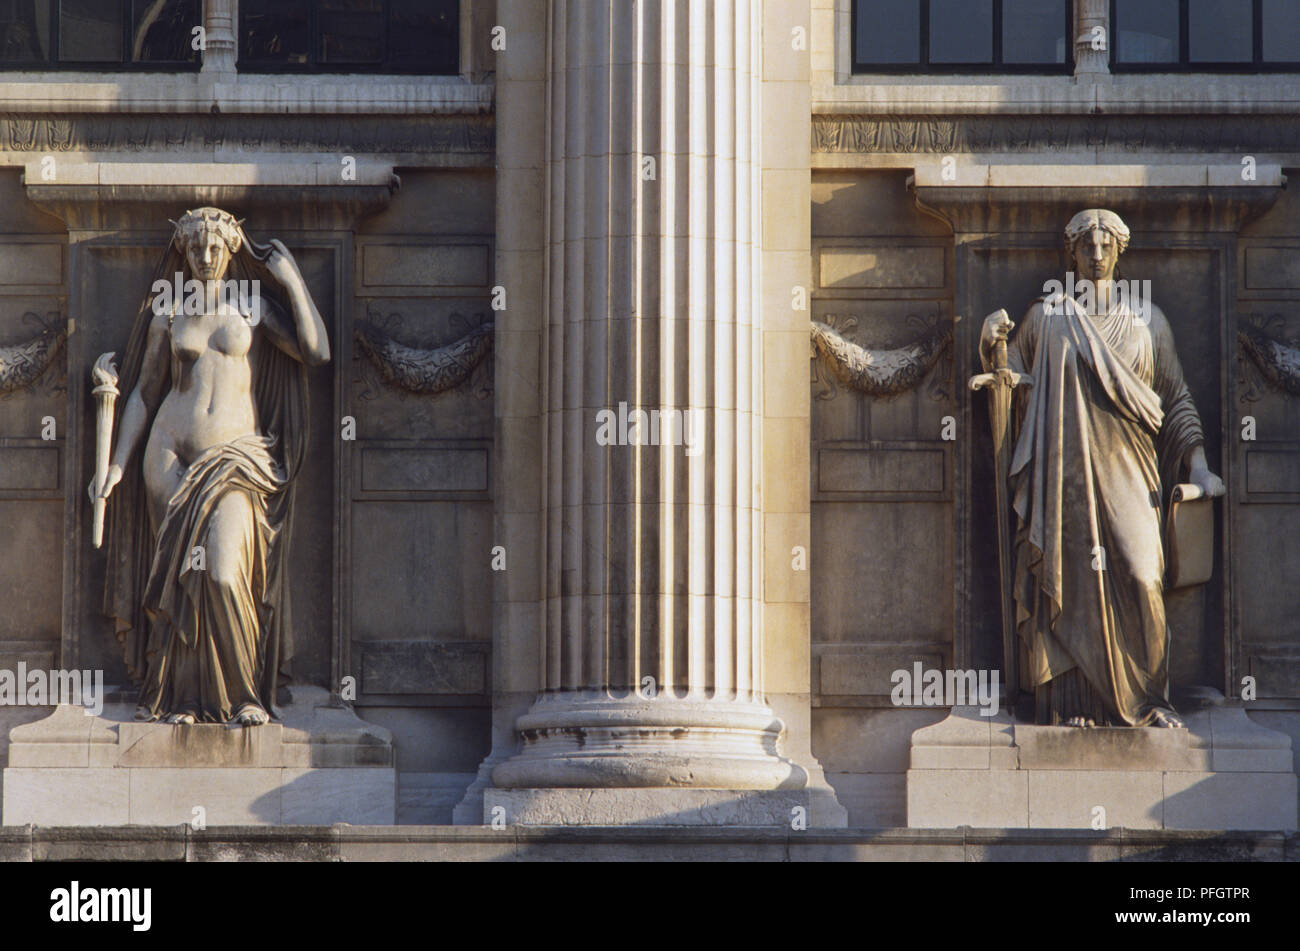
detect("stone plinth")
(485, 789), (814, 828)
(2, 687), (395, 826)
(907, 706), (1298, 831)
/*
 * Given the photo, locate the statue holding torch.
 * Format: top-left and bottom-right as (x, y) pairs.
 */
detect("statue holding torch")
(88, 352), (119, 548)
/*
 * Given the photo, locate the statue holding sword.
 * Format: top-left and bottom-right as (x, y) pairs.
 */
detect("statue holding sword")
(973, 209), (1224, 728)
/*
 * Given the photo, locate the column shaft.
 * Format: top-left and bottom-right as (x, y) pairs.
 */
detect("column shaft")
(494, 0), (799, 792)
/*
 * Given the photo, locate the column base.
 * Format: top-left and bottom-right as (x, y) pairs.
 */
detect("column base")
(491, 693), (805, 790)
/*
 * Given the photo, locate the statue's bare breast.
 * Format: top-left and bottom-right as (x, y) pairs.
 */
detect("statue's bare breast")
(143, 302), (260, 513)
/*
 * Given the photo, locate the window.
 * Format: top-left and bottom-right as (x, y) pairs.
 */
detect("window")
(0, 0), (200, 69)
(1112, 0), (1300, 70)
(239, 0), (459, 74)
(852, 0), (1072, 73)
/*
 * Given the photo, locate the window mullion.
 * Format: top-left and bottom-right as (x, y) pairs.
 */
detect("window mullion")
(1179, 0), (1189, 65)
(383, 0), (392, 71)
(992, 0), (1002, 68)
(1253, 0), (1263, 65)
(921, 0), (930, 65)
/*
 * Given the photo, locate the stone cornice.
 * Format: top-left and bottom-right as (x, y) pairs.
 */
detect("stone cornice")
(0, 75), (494, 115)
(814, 76), (1300, 117)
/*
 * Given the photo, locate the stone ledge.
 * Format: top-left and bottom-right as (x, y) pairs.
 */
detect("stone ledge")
(485, 788), (815, 828)
(0, 825), (1295, 861)
(0, 76), (494, 115)
(909, 163), (1286, 190)
(813, 76), (1300, 116)
(20, 161), (400, 189)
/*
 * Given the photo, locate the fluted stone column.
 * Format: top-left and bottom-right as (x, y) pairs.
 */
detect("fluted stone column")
(487, 0), (830, 824)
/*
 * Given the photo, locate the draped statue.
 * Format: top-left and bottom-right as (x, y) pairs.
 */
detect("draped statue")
(979, 210), (1224, 728)
(89, 208), (330, 725)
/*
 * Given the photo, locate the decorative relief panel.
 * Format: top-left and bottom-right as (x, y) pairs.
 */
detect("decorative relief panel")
(810, 316), (951, 401)
(1239, 318), (1300, 397)
(0, 314), (65, 397)
(813, 116), (1300, 155)
(0, 115), (494, 156)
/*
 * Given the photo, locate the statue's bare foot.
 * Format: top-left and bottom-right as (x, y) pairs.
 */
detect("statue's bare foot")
(232, 704), (269, 727)
(1063, 716), (1095, 728)
(166, 712), (196, 725)
(1150, 708), (1184, 729)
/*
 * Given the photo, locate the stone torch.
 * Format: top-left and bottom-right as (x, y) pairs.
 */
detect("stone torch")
(90, 351), (119, 549)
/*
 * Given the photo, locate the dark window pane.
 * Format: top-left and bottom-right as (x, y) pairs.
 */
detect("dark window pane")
(1115, 0), (1178, 63)
(1, 0), (50, 61)
(388, 0), (458, 72)
(1002, 0), (1066, 64)
(929, 0), (992, 64)
(319, 0), (382, 65)
(1188, 0), (1251, 62)
(241, 0), (310, 65)
(1263, 0), (1300, 62)
(59, 0), (122, 61)
(855, 0), (920, 65)
(132, 0), (199, 62)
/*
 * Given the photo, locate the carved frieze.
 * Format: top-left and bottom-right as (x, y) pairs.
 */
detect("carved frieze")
(0, 114), (494, 156)
(812, 116), (1300, 155)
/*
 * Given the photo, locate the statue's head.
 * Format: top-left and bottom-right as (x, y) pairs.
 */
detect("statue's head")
(1064, 209), (1130, 284)
(170, 207), (244, 282)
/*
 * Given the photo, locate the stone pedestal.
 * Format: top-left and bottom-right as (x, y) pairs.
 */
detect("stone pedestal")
(907, 706), (1298, 830)
(2, 687), (395, 826)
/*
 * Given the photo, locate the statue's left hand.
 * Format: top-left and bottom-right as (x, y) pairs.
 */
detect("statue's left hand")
(265, 239), (299, 283)
(1189, 467), (1226, 498)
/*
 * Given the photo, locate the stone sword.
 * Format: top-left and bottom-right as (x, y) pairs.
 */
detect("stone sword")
(969, 310), (1032, 713)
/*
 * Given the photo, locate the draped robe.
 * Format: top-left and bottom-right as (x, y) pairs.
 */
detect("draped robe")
(1006, 290), (1204, 726)
(137, 434), (286, 721)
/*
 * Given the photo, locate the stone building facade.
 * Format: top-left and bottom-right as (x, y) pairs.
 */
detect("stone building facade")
(0, 0), (1297, 846)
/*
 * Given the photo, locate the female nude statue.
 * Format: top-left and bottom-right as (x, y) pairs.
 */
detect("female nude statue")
(90, 208), (329, 725)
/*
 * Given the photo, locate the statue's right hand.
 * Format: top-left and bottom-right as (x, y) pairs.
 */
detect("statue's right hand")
(981, 309), (1013, 346)
(89, 464), (123, 504)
